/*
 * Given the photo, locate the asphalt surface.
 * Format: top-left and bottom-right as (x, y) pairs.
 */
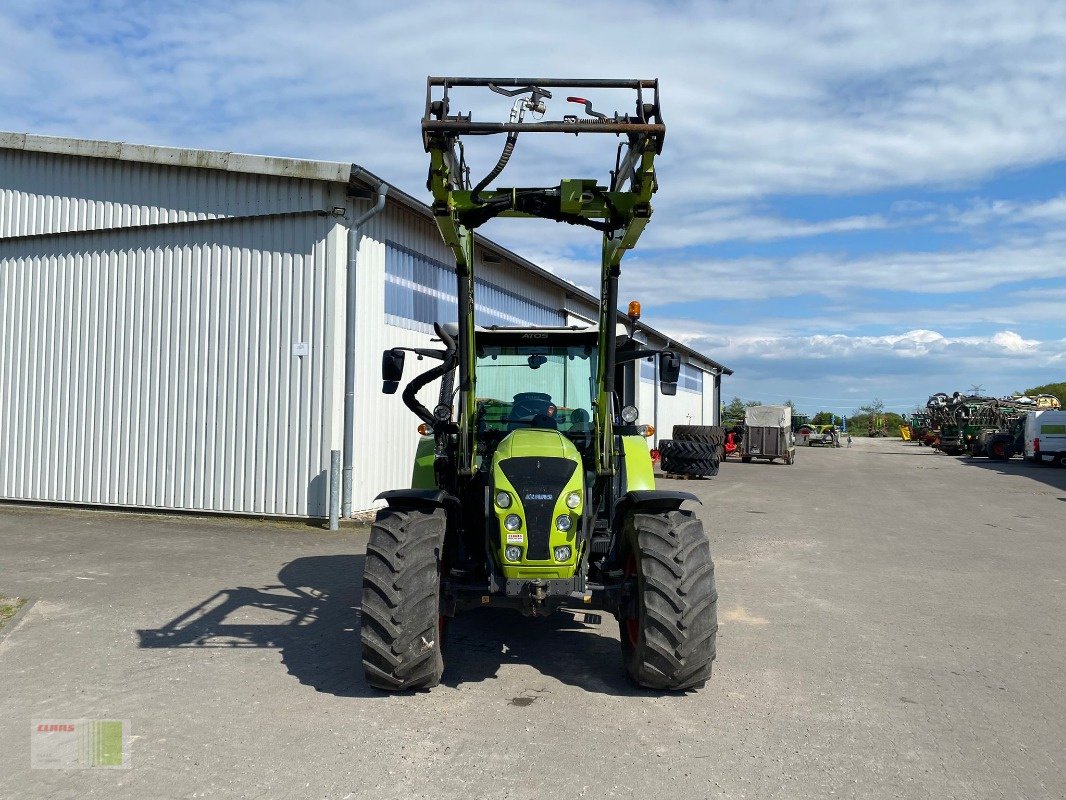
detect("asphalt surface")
(1, 437), (1064, 799)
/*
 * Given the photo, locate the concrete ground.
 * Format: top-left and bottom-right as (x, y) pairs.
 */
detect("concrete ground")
(1, 438), (1064, 799)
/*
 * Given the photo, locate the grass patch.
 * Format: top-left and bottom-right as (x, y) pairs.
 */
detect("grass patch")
(0, 595), (28, 632)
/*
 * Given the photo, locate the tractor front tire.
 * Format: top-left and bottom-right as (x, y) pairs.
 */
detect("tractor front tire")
(620, 511), (718, 690)
(360, 507), (446, 691)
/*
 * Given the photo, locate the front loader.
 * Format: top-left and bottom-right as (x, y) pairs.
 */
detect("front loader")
(360, 78), (717, 691)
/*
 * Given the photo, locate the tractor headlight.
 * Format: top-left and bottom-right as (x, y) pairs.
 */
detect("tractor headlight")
(555, 515), (572, 532)
(554, 545), (572, 562)
(505, 546), (522, 562)
(620, 405), (639, 423)
(495, 491), (512, 509)
(504, 514), (521, 531)
(565, 491), (581, 509)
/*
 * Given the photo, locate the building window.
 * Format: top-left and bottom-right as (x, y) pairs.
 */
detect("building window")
(384, 241), (563, 331)
(679, 363), (703, 393)
(640, 357), (656, 382)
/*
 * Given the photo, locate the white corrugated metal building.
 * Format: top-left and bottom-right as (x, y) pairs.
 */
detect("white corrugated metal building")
(0, 132), (731, 520)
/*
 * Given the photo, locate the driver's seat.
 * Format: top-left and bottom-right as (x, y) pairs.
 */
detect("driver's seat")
(509, 392), (554, 430)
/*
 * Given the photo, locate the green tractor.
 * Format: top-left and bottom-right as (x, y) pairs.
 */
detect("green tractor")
(360, 78), (717, 691)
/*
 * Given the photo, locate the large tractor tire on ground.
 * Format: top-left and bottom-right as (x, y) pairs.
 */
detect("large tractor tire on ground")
(619, 510), (718, 690)
(658, 439), (720, 477)
(986, 438), (1012, 461)
(360, 507), (446, 691)
(672, 425), (726, 446)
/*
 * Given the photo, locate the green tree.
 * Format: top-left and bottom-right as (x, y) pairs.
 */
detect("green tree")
(812, 411), (834, 425)
(723, 396), (747, 426)
(857, 398), (886, 415)
(723, 396), (761, 426)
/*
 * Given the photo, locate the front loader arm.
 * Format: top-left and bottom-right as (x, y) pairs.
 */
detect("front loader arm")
(423, 77), (665, 478)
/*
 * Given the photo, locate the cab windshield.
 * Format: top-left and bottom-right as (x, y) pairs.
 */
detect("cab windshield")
(475, 343), (597, 433)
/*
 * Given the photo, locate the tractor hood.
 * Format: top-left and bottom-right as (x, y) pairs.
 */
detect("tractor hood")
(494, 427), (581, 461)
(491, 428), (584, 579)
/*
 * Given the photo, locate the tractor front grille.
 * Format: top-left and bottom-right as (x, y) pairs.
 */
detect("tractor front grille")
(499, 457), (577, 560)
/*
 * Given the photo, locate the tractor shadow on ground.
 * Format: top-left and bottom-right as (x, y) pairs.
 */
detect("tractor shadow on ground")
(441, 607), (665, 696)
(138, 554), (690, 698)
(137, 554), (380, 698)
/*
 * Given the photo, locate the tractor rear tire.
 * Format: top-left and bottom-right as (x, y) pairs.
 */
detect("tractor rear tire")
(660, 454), (720, 477)
(659, 439), (720, 477)
(659, 439), (719, 460)
(988, 439), (1012, 461)
(360, 507), (446, 691)
(619, 511), (717, 690)
(672, 425), (726, 446)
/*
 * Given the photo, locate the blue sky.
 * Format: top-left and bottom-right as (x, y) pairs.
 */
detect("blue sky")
(3, 0), (1065, 416)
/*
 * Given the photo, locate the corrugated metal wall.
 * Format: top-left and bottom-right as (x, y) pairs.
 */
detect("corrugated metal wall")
(1, 145), (724, 518)
(1, 148), (329, 238)
(1, 150), (342, 515)
(345, 203), (572, 512)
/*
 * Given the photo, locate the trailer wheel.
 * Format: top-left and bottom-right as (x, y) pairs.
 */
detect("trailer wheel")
(360, 507), (446, 691)
(619, 510), (717, 690)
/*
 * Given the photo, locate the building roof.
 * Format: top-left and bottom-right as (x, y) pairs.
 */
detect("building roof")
(0, 131), (731, 375)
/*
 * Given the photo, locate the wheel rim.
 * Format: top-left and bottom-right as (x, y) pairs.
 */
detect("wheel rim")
(623, 552), (639, 646)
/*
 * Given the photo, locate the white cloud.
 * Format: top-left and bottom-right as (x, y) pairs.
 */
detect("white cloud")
(5, 0), (1066, 207)
(3, 0), (1066, 404)
(640, 206), (894, 248)
(662, 323), (1066, 410)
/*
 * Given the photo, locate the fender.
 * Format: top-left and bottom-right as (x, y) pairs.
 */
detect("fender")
(617, 489), (701, 515)
(376, 489), (460, 514)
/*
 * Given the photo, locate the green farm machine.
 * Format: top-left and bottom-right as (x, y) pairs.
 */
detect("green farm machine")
(360, 79), (717, 691)
(926, 392), (1030, 459)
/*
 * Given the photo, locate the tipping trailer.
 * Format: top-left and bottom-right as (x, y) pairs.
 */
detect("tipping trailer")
(741, 405), (796, 464)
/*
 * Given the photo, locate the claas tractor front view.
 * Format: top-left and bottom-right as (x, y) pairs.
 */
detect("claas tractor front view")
(359, 78), (717, 691)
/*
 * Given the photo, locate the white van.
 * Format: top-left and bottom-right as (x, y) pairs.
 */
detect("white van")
(1024, 410), (1066, 466)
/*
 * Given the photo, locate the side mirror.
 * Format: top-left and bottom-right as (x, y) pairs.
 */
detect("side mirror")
(381, 349), (405, 394)
(659, 351), (680, 396)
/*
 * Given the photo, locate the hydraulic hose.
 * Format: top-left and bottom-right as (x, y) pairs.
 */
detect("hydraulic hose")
(471, 132), (518, 204)
(401, 324), (457, 426)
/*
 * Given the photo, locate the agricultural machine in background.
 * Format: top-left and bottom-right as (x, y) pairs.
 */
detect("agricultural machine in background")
(361, 78), (717, 692)
(904, 411), (933, 445)
(867, 415), (888, 437)
(924, 392), (1057, 459)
